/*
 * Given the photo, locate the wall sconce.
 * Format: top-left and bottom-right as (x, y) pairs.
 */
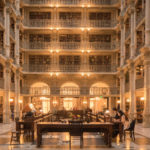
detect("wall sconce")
(9, 98), (13, 102)
(126, 98), (130, 102)
(83, 101), (87, 104)
(81, 28), (85, 31)
(117, 100), (120, 104)
(19, 100), (23, 104)
(140, 97), (144, 101)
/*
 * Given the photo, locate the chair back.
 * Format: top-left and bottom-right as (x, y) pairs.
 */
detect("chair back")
(129, 119), (136, 131)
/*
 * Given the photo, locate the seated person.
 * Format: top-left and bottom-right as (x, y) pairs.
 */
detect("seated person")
(112, 108), (120, 121)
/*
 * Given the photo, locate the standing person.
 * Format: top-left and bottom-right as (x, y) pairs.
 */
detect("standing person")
(112, 107), (120, 121)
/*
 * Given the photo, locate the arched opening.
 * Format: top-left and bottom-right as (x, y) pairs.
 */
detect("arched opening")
(30, 82), (50, 95)
(89, 82), (109, 113)
(60, 82), (80, 110)
(30, 82), (50, 113)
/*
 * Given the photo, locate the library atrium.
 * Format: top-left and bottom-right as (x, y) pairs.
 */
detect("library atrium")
(0, 0), (150, 150)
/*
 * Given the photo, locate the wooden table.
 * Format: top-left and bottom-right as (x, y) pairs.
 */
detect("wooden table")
(37, 122), (113, 148)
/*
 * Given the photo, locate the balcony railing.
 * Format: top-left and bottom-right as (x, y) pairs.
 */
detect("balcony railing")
(89, 64), (117, 72)
(21, 41), (52, 50)
(59, 19), (82, 27)
(59, 42), (81, 50)
(136, 78), (144, 89)
(136, 11), (145, 26)
(0, 79), (4, 89)
(22, 0), (52, 5)
(59, 64), (81, 72)
(10, 83), (15, 92)
(125, 29), (130, 39)
(89, 0), (119, 5)
(22, 64), (52, 72)
(89, 42), (118, 50)
(58, 0), (82, 5)
(10, 28), (15, 39)
(125, 83), (129, 93)
(21, 86), (120, 96)
(0, 13), (4, 26)
(135, 44), (144, 56)
(22, 64), (118, 73)
(89, 20), (117, 28)
(23, 19), (52, 27)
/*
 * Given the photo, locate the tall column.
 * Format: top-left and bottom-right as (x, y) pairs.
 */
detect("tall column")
(4, 7), (10, 57)
(145, 0), (150, 47)
(3, 61), (11, 123)
(129, 62), (136, 119)
(130, 4), (135, 58)
(120, 18), (125, 66)
(15, 19), (20, 65)
(143, 58), (150, 127)
(119, 70), (125, 112)
(142, 0), (150, 127)
(14, 69), (20, 119)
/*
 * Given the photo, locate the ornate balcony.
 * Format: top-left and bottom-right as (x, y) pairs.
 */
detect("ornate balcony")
(59, 64), (81, 72)
(136, 11), (145, 26)
(59, 19), (81, 27)
(59, 42), (81, 50)
(22, 64), (52, 72)
(0, 79), (4, 89)
(58, 0), (82, 5)
(10, 28), (15, 39)
(21, 86), (120, 96)
(22, 0), (52, 5)
(89, 0), (119, 5)
(136, 78), (144, 89)
(20, 41), (52, 50)
(89, 64), (117, 72)
(89, 42), (119, 50)
(89, 20), (117, 28)
(23, 19), (52, 27)
(0, 12), (4, 27)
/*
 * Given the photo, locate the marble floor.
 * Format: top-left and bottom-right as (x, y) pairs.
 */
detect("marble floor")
(0, 131), (150, 150)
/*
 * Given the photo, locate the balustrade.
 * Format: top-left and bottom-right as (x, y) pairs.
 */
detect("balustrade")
(89, 64), (117, 72)
(58, 0), (82, 5)
(59, 64), (81, 72)
(21, 41), (51, 50)
(0, 12), (4, 26)
(136, 78), (144, 89)
(10, 83), (15, 92)
(125, 29), (130, 39)
(89, 42), (118, 50)
(125, 83), (129, 93)
(20, 86), (120, 96)
(22, 64), (52, 72)
(23, 19), (52, 27)
(23, 0), (52, 4)
(59, 19), (81, 27)
(135, 44), (144, 56)
(89, 0), (118, 5)
(59, 42), (81, 50)
(136, 11), (145, 26)
(10, 28), (15, 39)
(0, 79), (4, 89)
(89, 20), (117, 28)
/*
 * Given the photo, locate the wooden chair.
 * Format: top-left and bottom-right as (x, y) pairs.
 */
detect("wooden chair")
(124, 119), (136, 141)
(10, 130), (20, 144)
(69, 121), (83, 148)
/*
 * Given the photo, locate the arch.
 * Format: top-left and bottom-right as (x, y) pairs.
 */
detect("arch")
(90, 82), (109, 96)
(30, 82), (50, 95)
(60, 82), (80, 95)
(0, 63), (3, 78)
